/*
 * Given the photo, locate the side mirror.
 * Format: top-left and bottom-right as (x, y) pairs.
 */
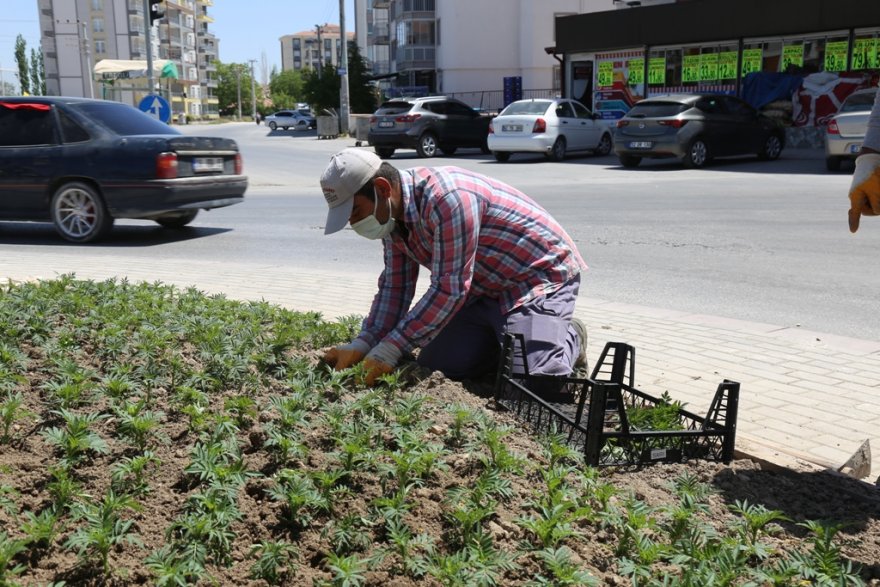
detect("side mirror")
(592, 112), (601, 120)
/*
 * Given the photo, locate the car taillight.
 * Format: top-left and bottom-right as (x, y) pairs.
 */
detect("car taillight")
(826, 120), (840, 135)
(370, 116), (377, 123)
(395, 114), (421, 123)
(659, 119), (688, 129)
(616, 120), (629, 128)
(156, 152), (178, 179)
(532, 118), (546, 133)
(234, 153), (243, 175)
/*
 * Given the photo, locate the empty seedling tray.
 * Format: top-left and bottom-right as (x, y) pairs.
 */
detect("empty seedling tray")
(492, 333), (739, 467)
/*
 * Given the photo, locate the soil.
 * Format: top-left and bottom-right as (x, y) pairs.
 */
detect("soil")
(3, 359), (880, 587)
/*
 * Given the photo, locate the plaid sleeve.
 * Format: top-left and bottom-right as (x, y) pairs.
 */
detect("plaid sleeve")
(358, 239), (419, 348)
(384, 189), (481, 352)
(864, 89), (880, 152)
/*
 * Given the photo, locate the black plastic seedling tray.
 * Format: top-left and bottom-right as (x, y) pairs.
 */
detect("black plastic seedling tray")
(493, 334), (739, 467)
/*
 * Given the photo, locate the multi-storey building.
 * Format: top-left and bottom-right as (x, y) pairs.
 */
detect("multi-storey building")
(37, 0), (220, 118)
(280, 24), (354, 74)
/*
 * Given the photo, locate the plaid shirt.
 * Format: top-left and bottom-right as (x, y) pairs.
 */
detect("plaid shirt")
(358, 166), (587, 354)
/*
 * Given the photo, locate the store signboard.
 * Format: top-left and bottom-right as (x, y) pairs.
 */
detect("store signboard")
(598, 61), (614, 88)
(824, 41), (849, 72)
(648, 57), (666, 85)
(781, 44), (804, 71)
(682, 55), (700, 83)
(717, 51), (738, 79)
(700, 53), (719, 81)
(852, 38), (878, 70)
(741, 48), (763, 76)
(627, 58), (644, 85)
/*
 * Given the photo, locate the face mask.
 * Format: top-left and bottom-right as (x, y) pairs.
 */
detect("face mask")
(351, 188), (396, 240)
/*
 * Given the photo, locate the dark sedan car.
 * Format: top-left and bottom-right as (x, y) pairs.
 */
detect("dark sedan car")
(368, 96), (492, 158)
(613, 93), (784, 168)
(0, 96), (247, 242)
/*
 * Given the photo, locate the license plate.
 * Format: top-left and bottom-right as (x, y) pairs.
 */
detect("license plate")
(378, 121), (394, 128)
(629, 141), (653, 149)
(850, 144), (862, 154)
(502, 124), (523, 132)
(193, 157), (224, 173)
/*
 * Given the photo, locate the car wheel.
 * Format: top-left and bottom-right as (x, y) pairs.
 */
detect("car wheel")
(547, 137), (567, 162)
(50, 181), (114, 243)
(155, 210), (198, 228)
(297, 121), (308, 130)
(683, 138), (709, 168)
(375, 147), (395, 159)
(268, 121), (277, 130)
(619, 155), (641, 168)
(282, 126), (289, 131)
(416, 132), (438, 158)
(440, 146), (458, 156)
(594, 133), (612, 156)
(826, 156), (842, 172)
(493, 151), (511, 162)
(480, 138), (490, 154)
(758, 134), (783, 161)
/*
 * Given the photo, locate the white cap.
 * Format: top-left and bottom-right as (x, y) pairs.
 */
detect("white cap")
(320, 148), (382, 235)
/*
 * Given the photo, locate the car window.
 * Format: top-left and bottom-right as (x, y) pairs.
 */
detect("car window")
(696, 97), (726, 115)
(571, 101), (593, 119)
(58, 108), (91, 143)
(422, 102), (445, 114)
(627, 102), (689, 118)
(71, 101), (180, 136)
(723, 97), (756, 118)
(555, 102), (575, 118)
(501, 100), (551, 116)
(0, 103), (57, 146)
(841, 91), (878, 113)
(445, 101), (475, 117)
(375, 101), (414, 115)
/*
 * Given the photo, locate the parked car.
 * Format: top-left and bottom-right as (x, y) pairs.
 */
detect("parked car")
(265, 109), (316, 130)
(825, 87), (878, 171)
(613, 93), (785, 168)
(368, 96), (492, 158)
(0, 96), (247, 243)
(487, 98), (613, 162)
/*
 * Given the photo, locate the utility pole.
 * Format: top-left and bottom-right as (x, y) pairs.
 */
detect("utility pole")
(315, 24), (323, 79)
(248, 59), (257, 121)
(338, 0), (350, 134)
(235, 66), (242, 120)
(143, 0), (155, 94)
(79, 20), (95, 98)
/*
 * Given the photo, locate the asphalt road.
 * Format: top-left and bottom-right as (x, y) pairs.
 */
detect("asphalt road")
(2, 121), (878, 341)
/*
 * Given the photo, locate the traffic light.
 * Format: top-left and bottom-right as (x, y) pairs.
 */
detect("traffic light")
(149, 0), (165, 24)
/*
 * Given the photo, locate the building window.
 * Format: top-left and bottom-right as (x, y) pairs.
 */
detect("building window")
(92, 18), (104, 33)
(94, 39), (106, 54)
(293, 38), (300, 49)
(91, 0), (103, 10)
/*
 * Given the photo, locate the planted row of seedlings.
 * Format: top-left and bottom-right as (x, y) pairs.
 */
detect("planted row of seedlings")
(0, 276), (870, 585)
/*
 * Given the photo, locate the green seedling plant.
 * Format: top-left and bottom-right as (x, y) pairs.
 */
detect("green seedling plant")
(381, 518), (433, 577)
(728, 499), (788, 560)
(469, 417), (526, 474)
(145, 543), (210, 586)
(249, 540), (298, 585)
(445, 403), (479, 447)
(40, 409), (109, 468)
(0, 392), (34, 443)
(322, 513), (374, 555)
(46, 465), (88, 511)
(266, 468), (329, 528)
(223, 394), (258, 429)
(0, 531), (27, 584)
(517, 464), (593, 549)
(526, 547), (598, 587)
(322, 551), (379, 587)
(790, 521), (865, 586)
(111, 451), (161, 496)
(627, 391), (685, 432)
(0, 484), (18, 516)
(21, 508), (63, 548)
(64, 490), (143, 577)
(263, 423), (308, 466)
(114, 399), (166, 451)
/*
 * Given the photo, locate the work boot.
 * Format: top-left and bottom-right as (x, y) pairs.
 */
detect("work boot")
(571, 317), (588, 369)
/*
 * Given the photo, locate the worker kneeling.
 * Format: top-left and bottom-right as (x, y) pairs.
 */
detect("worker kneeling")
(319, 148), (588, 390)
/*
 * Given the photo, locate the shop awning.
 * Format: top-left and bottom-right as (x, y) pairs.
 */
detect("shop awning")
(93, 59), (179, 80)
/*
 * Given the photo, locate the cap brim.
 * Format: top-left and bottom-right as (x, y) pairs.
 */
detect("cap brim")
(324, 197), (354, 235)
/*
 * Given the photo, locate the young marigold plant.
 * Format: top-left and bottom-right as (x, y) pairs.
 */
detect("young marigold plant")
(249, 540), (299, 585)
(64, 490), (143, 577)
(40, 409), (109, 468)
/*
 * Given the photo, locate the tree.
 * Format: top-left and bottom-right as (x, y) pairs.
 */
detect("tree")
(215, 61), (254, 117)
(302, 42), (376, 115)
(269, 69), (304, 104)
(29, 48), (44, 96)
(14, 35), (29, 96)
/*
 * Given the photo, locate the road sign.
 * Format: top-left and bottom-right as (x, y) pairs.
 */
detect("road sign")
(138, 94), (171, 124)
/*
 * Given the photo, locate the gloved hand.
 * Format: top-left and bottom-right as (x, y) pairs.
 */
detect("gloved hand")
(360, 341), (402, 386)
(322, 339), (370, 371)
(848, 153), (880, 233)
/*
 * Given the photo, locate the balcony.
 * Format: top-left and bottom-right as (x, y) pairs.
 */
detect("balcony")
(395, 46), (435, 72)
(371, 23), (389, 45)
(372, 0), (389, 7)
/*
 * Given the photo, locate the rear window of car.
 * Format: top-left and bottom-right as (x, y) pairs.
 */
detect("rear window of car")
(840, 91), (878, 113)
(627, 102), (689, 118)
(501, 101), (551, 116)
(0, 103), (57, 146)
(375, 101), (415, 115)
(70, 101), (180, 136)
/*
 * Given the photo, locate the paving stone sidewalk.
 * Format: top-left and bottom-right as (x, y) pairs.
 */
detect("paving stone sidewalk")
(4, 251), (879, 478)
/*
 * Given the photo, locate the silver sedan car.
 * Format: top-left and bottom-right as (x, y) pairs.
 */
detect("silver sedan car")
(487, 98), (614, 162)
(825, 88), (878, 171)
(264, 109), (316, 131)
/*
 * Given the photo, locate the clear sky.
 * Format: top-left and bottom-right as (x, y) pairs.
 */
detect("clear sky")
(0, 0), (355, 93)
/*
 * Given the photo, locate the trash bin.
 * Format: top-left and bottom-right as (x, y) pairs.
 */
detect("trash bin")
(350, 115), (371, 146)
(317, 116), (339, 139)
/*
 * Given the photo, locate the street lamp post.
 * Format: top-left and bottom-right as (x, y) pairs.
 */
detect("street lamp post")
(235, 66), (242, 120)
(248, 59), (257, 121)
(338, 0), (350, 135)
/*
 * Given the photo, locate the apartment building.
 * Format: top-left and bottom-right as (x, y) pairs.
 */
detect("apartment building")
(280, 24), (354, 74)
(37, 0), (221, 118)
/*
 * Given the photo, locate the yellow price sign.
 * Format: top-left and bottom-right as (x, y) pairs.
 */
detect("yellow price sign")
(741, 48), (763, 76)
(648, 57), (666, 85)
(700, 53), (719, 81)
(824, 41), (849, 72)
(627, 59), (644, 85)
(598, 61), (614, 88)
(852, 38), (877, 70)
(717, 51), (738, 79)
(781, 44), (804, 71)
(682, 55), (700, 83)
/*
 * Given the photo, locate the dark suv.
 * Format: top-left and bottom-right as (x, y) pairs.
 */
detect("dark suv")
(368, 96), (492, 158)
